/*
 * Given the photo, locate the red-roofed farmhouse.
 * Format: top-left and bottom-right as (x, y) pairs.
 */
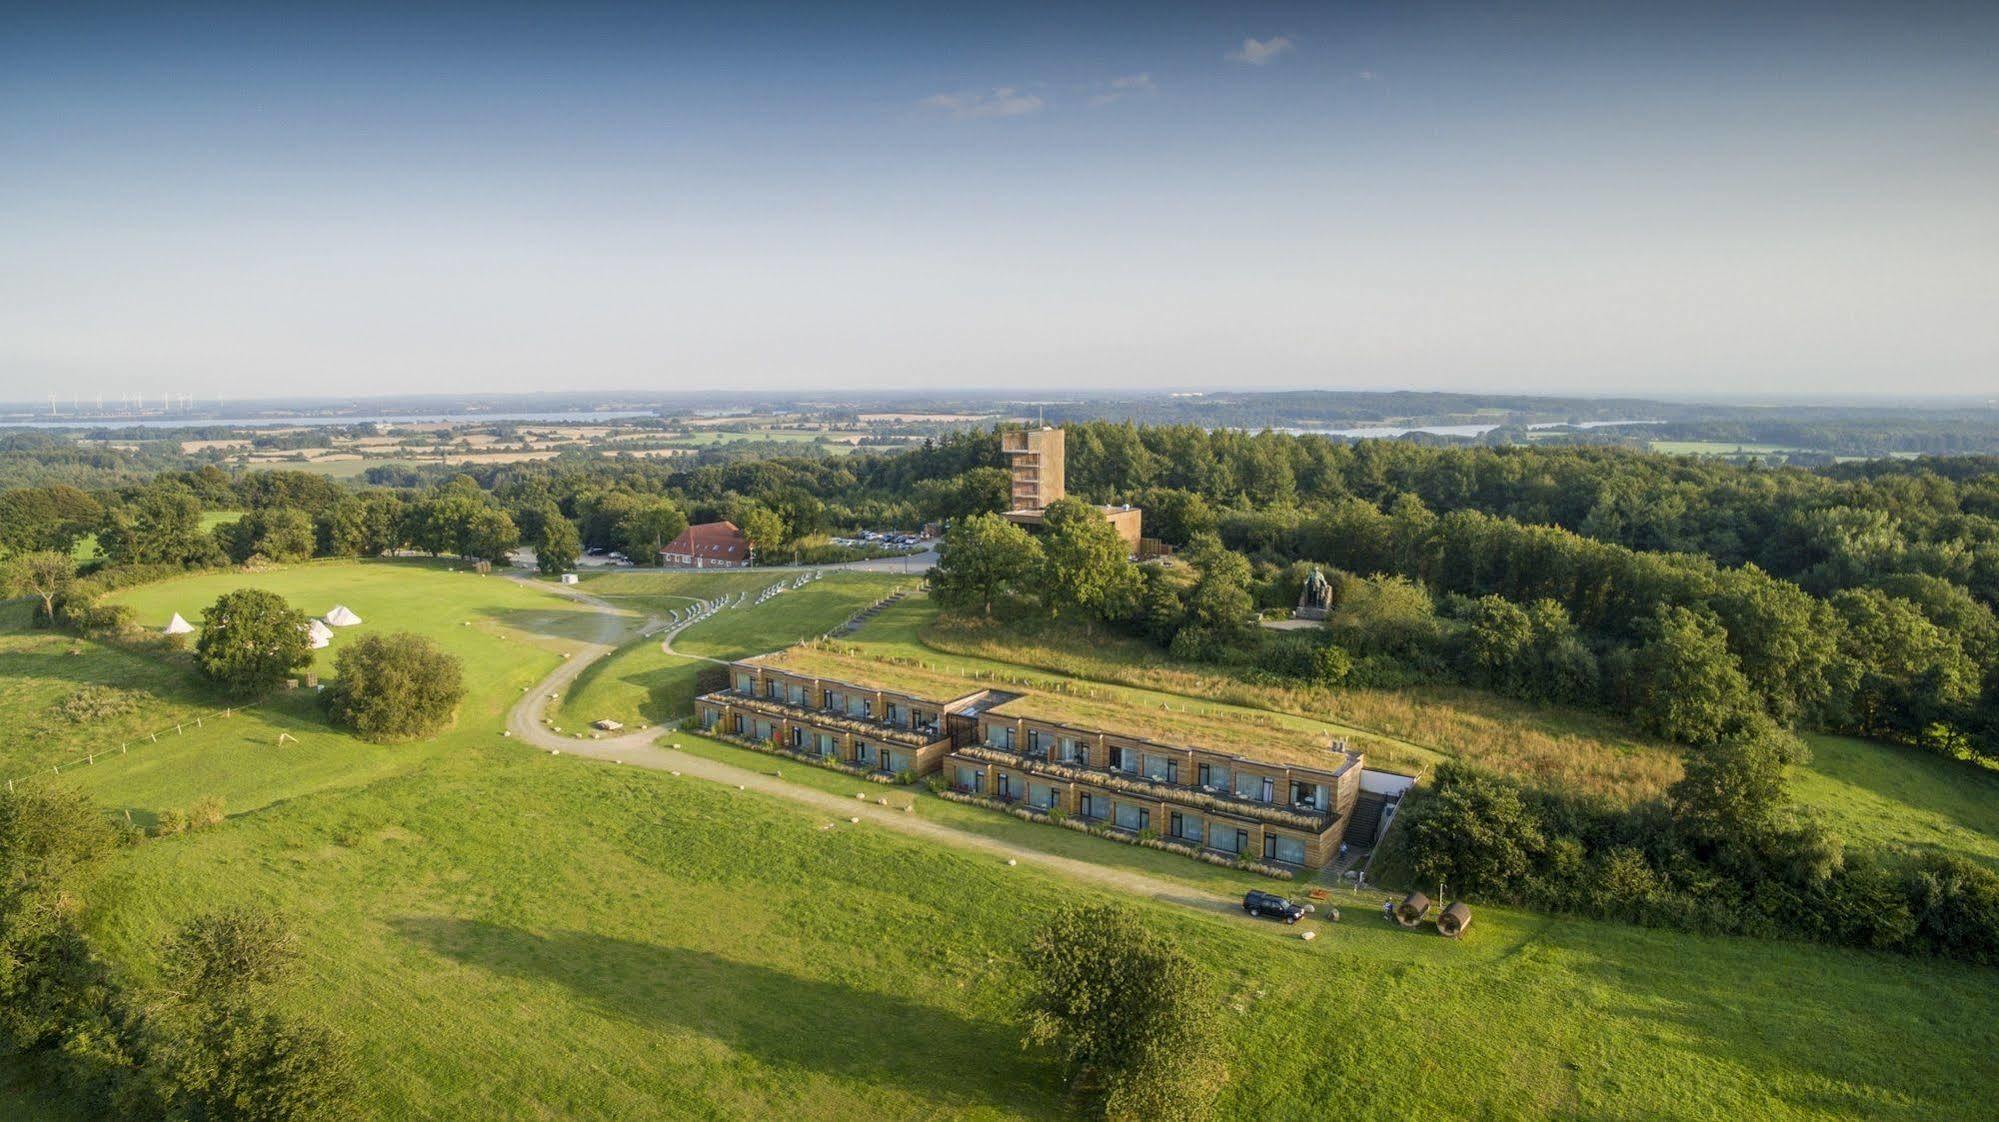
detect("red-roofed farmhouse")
(660, 520), (752, 568)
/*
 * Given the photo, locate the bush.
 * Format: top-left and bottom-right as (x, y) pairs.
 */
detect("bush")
(51, 685), (139, 724)
(324, 632), (466, 742)
(188, 795), (226, 830)
(1903, 854), (1999, 965)
(153, 808), (189, 837)
(57, 598), (136, 637)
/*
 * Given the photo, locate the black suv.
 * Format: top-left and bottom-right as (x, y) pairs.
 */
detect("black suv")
(1242, 890), (1306, 924)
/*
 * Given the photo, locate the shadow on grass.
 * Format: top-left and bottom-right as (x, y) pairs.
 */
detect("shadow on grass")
(563, 647), (702, 725)
(484, 606), (620, 646)
(392, 916), (1057, 1116)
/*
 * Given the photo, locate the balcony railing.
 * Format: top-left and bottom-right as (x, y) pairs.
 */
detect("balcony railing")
(951, 744), (1335, 833)
(714, 693), (940, 748)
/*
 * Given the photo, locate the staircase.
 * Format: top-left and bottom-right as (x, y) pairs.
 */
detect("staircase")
(835, 589), (909, 635)
(1343, 792), (1391, 847)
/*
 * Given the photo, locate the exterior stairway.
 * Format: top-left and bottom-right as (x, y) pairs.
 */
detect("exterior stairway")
(1342, 791), (1391, 848)
(835, 589), (909, 635)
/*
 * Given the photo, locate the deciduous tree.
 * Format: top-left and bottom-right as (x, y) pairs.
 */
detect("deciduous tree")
(194, 589), (312, 694)
(325, 632), (466, 741)
(1020, 903), (1224, 1121)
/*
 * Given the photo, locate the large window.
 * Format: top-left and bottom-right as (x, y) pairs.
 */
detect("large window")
(1114, 803), (1148, 831)
(1234, 772), (1274, 803)
(1059, 737), (1083, 764)
(1199, 763), (1232, 791)
(1207, 822), (1241, 853)
(955, 765), (982, 792)
(1270, 836), (1306, 865)
(734, 673), (753, 693)
(1029, 782), (1056, 809)
(1143, 755), (1170, 781)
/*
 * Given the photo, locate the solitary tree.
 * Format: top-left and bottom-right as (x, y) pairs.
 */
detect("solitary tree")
(325, 632), (466, 741)
(930, 513), (1043, 615)
(1020, 903), (1225, 1120)
(194, 589), (313, 694)
(6, 551), (74, 626)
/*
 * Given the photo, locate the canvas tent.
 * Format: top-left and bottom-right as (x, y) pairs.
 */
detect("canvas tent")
(164, 613), (194, 635)
(325, 605), (362, 627)
(307, 619), (334, 649)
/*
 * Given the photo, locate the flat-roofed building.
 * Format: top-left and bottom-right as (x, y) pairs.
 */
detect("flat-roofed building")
(692, 650), (994, 779)
(693, 644), (1363, 870)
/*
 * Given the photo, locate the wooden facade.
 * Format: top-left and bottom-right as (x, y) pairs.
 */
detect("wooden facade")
(693, 652), (1365, 871)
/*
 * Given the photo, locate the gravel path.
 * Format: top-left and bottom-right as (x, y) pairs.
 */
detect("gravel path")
(501, 578), (1280, 924)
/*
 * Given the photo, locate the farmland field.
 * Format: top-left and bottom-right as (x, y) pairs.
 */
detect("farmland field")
(3, 560), (1996, 1120)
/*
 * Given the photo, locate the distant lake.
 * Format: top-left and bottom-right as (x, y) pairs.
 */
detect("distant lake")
(0, 410), (657, 430)
(1283, 419), (1660, 439)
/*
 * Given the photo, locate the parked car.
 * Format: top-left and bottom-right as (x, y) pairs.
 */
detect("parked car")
(1242, 890), (1306, 924)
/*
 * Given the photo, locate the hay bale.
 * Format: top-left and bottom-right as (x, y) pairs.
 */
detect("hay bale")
(1394, 891), (1431, 928)
(1438, 901), (1472, 938)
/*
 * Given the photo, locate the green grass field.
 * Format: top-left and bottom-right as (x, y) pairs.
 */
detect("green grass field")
(1791, 733), (1999, 869)
(3, 560), (1996, 1119)
(557, 571), (903, 730)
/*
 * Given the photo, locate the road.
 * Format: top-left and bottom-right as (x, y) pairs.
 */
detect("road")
(502, 578), (1296, 924)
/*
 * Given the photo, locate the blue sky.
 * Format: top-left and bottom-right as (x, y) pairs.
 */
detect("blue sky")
(2, 2), (1995, 400)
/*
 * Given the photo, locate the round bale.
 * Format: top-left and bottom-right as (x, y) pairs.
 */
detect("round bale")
(1394, 891), (1431, 928)
(1438, 901), (1472, 938)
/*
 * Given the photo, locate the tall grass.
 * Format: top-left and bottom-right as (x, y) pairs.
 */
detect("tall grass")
(917, 612), (1684, 805)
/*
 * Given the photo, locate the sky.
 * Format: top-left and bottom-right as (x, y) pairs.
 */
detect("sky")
(2, 1), (1996, 402)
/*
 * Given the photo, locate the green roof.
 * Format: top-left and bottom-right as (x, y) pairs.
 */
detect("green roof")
(745, 645), (1357, 773)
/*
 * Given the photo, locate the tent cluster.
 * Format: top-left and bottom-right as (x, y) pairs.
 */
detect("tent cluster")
(162, 603), (363, 650)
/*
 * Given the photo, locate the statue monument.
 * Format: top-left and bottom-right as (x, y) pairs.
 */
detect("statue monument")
(1295, 567), (1333, 621)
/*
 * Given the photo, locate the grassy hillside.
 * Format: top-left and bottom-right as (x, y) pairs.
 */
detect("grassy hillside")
(1792, 734), (1999, 870)
(556, 571), (904, 730)
(2, 560), (1996, 1119)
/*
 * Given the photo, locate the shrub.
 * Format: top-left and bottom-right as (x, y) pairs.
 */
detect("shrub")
(153, 809), (189, 837)
(324, 632), (466, 742)
(188, 795), (226, 830)
(1903, 854), (1999, 965)
(51, 685), (139, 724)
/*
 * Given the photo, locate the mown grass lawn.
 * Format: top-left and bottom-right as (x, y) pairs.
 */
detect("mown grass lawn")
(557, 571), (905, 730)
(669, 572), (906, 660)
(3, 560), (1996, 1120)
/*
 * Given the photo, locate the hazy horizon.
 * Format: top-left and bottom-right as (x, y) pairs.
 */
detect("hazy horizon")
(4, 1), (1995, 400)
